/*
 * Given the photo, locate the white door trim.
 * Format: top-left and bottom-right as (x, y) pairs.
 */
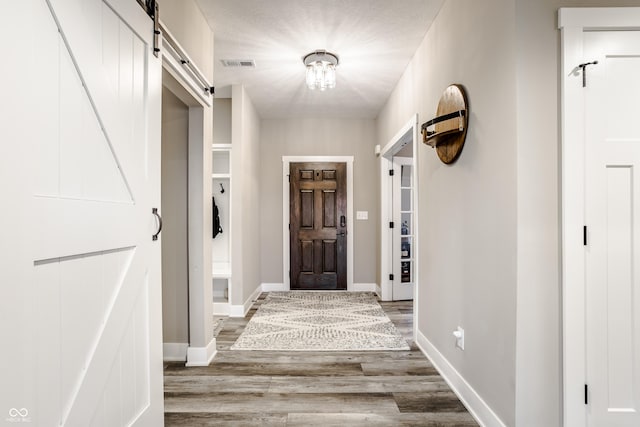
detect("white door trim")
(282, 156), (354, 290)
(559, 7), (640, 427)
(161, 43), (215, 366)
(379, 114), (419, 341)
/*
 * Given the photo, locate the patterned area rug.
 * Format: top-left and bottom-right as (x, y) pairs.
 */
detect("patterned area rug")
(230, 292), (410, 351)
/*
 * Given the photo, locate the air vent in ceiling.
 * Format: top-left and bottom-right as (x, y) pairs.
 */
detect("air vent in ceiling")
(220, 59), (256, 68)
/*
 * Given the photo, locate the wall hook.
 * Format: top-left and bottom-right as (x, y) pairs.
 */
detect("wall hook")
(219, 183), (225, 194)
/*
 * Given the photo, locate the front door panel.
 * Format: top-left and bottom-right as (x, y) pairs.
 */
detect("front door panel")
(290, 162), (347, 290)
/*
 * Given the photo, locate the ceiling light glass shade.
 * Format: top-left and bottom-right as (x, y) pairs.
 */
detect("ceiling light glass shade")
(303, 50), (339, 91)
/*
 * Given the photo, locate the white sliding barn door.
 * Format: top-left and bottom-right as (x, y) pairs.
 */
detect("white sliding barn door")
(584, 31), (640, 427)
(0, 0), (163, 425)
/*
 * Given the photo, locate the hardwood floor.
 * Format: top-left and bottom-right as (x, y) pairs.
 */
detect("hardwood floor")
(164, 294), (478, 426)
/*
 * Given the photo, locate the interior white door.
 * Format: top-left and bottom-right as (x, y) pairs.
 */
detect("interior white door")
(392, 157), (414, 301)
(584, 30), (640, 427)
(0, 0), (163, 425)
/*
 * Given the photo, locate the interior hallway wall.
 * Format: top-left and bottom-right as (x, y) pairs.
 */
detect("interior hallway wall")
(213, 98), (232, 143)
(160, 0), (214, 81)
(378, 1), (640, 426)
(514, 1), (640, 426)
(231, 86), (262, 307)
(161, 87), (190, 344)
(259, 118), (378, 287)
(161, 0), (215, 354)
(377, 0), (518, 424)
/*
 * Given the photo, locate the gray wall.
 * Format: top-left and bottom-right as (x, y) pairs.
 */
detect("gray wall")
(377, 0), (518, 424)
(514, 1), (640, 426)
(161, 0), (215, 351)
(161, 0), (214, 81)
(231, 86), (262, 306)
(161, 87), (189, 344)
(378, 0), (640, 426)
(259, 118), (378, 286)
(213, 98), (232, 144)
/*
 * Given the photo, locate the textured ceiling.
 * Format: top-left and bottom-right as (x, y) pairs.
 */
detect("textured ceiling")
(196, 0), (443, 119)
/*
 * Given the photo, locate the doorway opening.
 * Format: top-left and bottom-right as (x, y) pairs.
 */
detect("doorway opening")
(160, 79), (190, 361)
(160, 56), (213, 365)
(379, 115), (419, 303)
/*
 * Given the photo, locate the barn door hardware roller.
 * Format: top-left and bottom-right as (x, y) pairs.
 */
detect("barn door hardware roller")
(421, 84), (469, 164)
(136, 0), (160, 57)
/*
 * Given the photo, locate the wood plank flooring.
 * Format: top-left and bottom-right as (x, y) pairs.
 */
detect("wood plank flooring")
(164, 294), (478, 426)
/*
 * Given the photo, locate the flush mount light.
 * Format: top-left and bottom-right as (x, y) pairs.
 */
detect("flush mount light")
(303, 50), (339, 91)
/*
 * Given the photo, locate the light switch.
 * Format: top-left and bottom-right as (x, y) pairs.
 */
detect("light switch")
(356, 211), (368, 220)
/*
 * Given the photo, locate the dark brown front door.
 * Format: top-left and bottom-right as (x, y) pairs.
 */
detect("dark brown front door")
(290, 162), (347, 290)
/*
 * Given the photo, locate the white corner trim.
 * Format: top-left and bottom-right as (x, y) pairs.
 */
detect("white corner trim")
(416, 331), (507, 427)
(163, 343), (188, 362)
(229, 285), (264, 318)
(380, 114), (417, 158)
(261, 283), (287, 292)
(351, 283), (377, 292)
(558, 7), (640, 29)
(185, 337), (217, 367)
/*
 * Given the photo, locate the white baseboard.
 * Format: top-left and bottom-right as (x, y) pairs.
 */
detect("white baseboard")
(416, 331), (506, 427)
(228, 304), (245, 317)
(163, 342), (188, 362)
(352, 282), (377, 292)
(262, 283), (376, 292)
(261, 282), (287, 292)
(212, 301), (230, 316)
(185, 337), (217, 367)
(229, 285), (264, 318)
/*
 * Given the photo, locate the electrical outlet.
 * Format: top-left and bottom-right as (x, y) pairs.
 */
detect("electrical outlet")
(453, 326), (465, 350)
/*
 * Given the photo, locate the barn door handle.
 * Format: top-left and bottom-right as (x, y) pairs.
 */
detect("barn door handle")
(152, 208), (163, 241)
(340, 215), (346, 227)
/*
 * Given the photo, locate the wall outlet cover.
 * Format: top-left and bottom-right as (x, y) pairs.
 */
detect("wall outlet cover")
(453, 326), (465, 350)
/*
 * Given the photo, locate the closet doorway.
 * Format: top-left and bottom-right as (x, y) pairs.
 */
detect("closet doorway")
(160, 76), (191, 361)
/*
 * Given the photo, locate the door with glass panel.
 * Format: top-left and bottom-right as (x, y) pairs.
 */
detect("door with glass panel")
(392, 157), (414, 300)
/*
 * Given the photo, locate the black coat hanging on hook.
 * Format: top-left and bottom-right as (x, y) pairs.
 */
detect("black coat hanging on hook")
(212, 197), (223, 238)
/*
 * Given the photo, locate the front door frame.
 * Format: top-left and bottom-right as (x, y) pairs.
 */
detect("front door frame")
(283, 156), (354, 290)
(559, 7), (640, 426)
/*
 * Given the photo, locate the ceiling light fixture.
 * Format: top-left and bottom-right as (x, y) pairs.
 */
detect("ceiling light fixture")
(303, 50), (339, 91)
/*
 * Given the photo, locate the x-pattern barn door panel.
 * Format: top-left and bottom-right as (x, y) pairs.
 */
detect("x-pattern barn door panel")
(290, 163), (347, 290)
(1, 0), (163, 425)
